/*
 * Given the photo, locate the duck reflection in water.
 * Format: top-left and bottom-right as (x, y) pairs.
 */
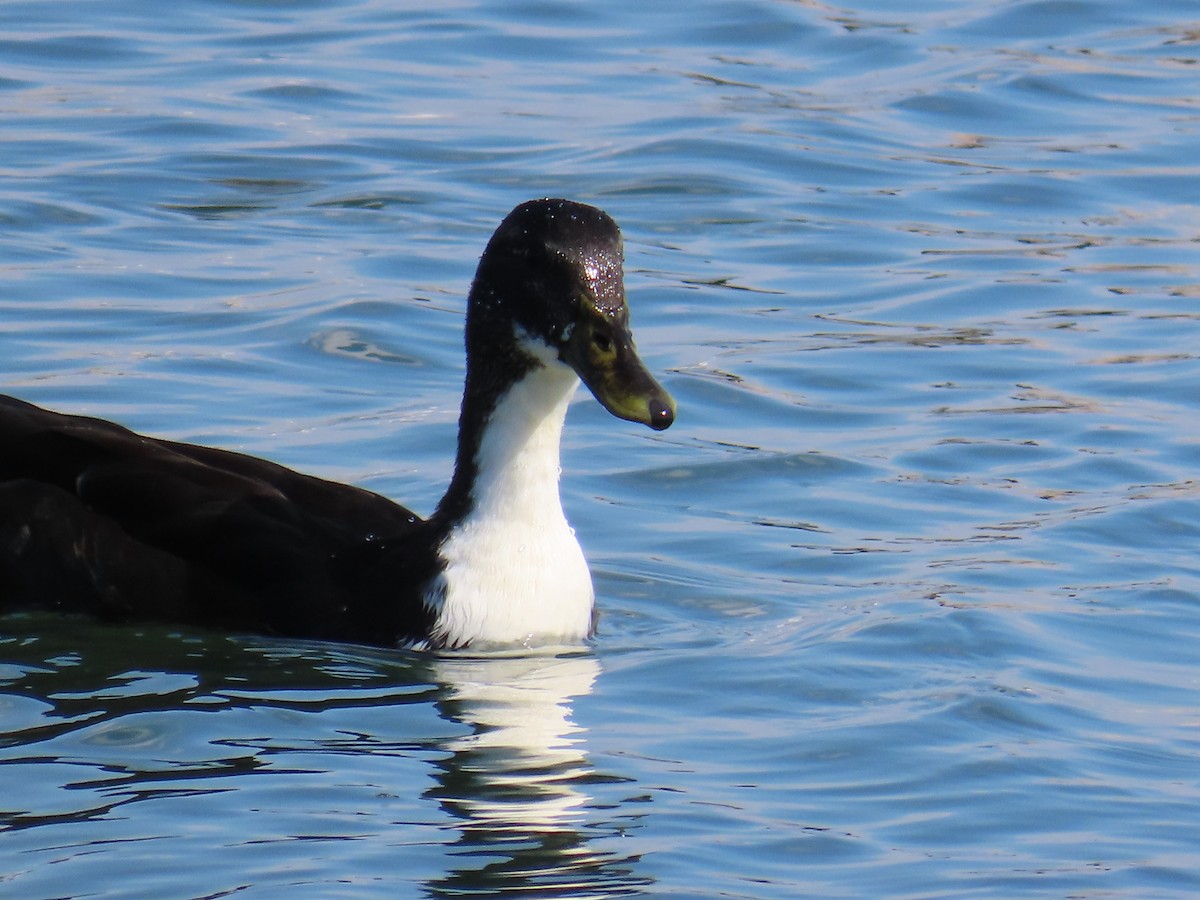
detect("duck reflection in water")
(425, 651), (648, 897)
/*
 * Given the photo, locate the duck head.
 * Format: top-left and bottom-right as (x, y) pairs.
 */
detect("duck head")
(467, 198), (675, 431)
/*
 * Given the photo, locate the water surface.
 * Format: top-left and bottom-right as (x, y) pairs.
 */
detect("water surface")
(2, 0), (1199, 896)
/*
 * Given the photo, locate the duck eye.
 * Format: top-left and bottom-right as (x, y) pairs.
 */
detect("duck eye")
(592, 332), (613, 353)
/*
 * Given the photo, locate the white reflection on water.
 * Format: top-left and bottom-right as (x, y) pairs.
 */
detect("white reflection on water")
(427, 651), (644, 897)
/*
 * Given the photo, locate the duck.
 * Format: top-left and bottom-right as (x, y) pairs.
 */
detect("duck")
(0, 199), (675, 650)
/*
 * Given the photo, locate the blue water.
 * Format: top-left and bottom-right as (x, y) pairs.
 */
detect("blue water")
(3, 0), (1199, 896)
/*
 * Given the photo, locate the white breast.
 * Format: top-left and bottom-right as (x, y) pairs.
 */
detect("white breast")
(426, 351), (595, 649)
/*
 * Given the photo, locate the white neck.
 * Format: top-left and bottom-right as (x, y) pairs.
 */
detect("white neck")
(424, 351), (594, 649)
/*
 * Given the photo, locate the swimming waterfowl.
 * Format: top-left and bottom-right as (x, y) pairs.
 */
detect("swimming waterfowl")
(0, 199), (675, 650)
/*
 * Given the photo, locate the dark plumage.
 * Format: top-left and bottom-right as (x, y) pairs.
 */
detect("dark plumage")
(0, 199), (674, 649)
